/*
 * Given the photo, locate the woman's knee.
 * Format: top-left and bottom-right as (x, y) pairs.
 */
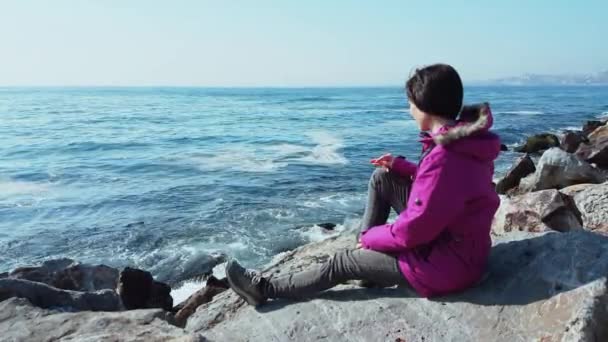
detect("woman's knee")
(369, 167), (389, 188)
(326, 250), (356, 274)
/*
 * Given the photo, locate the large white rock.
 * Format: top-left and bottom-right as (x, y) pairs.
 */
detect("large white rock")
(0, 297), (205, 342)
(561, 182), (608, 234)
(186, 231), (608, 342)
(520, 148), (605, 191)
(492, 190), (582, 234)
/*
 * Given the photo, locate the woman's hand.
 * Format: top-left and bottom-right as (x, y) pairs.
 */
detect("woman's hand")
(370, 153), (394, 170)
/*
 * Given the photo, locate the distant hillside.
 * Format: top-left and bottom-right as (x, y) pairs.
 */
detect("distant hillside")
(482, 71), (608, 86)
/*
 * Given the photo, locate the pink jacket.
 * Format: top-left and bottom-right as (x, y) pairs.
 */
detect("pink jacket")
(361, 104), (501, 297)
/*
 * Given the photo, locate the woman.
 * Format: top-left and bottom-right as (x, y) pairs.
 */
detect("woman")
(225, 64), (501, 305)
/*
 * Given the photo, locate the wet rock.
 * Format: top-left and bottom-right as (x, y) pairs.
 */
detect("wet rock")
(317, 222), (337, 230)
(0, 297), (205, 341)
(576, 125), (608, 169)
(185, 231), (608, 342)
(514, 133), (560, 154)
(117, 267), (173, 311)
(560, 130), (588, 153)
(582, 120), (606, 136)
(149, 281), (173, 311)
(519, 148), (606, 191)
(492, 190), (582, 234)
(495, 154), (536, 194)
(7, 258), (119, 292)
(174, 276), (229, 327)
(561, 182), (608, 234)
(0, 278), (122, 311)
(500, 144), (509, 152)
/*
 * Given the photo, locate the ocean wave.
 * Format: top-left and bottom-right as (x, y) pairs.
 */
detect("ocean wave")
(193, 151), (288, 173)
(0, 180), (49, 197)
(287, 96), (336, 103)
(298, 131), (348, 165)
(186, 130), (348, 172)
(597, 111), (608, 118)
(64, 141), (150, 152)
(496, 110), (544, 115)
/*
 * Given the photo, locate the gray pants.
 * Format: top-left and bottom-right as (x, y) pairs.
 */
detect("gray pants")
(264, 168), (412, 299)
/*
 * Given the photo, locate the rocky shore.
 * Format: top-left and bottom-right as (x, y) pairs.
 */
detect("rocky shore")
(2, 117), (608, 341)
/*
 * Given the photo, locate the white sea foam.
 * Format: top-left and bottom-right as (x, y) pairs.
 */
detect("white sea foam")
(298, 223), (346, 243)
(190, 148), (288, 173)
(169, 261), (228, 305)
(597, 111), (608, 119)
(301, 192), (365, 209)
(297, 131), (348, 165)
(170, 279), (207, 305)
(0, 180), (49, 197)
(188, 130), (347, 172)
(561, 126), (583, 132)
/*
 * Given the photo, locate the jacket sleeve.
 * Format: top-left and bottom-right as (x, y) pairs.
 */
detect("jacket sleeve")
(390, 156), (417, 177)
(361, 152), (465, 253)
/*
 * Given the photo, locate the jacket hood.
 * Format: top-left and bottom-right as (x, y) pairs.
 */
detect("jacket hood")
(422, 103), (501, 162)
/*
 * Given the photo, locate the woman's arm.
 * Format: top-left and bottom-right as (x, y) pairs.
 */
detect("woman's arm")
(360, 152), (464, 253)
(390, 156), (418, 177)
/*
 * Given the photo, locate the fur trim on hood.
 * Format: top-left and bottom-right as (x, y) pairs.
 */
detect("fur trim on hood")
(433, 103), (493, 145)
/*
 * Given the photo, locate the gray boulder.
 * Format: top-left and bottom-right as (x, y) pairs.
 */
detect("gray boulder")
(561, 182), (608, 234)
(492, 190), (582, 234)
(0, 297), (205, 342)
(8, 258), (119, 292)
(520, 148), (606, 191)
(185, 231), (608, 342)
(0, 278), (122, 311)
(495, 154), (536, 194)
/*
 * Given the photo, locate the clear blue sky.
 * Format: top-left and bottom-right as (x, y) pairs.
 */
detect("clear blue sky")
(0, 0), (606, 86)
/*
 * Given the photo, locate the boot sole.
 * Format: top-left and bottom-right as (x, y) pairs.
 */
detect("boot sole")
(226, 268), (262, 306)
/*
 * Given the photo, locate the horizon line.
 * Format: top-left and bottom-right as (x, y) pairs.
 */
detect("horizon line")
(2, 83), (608, 89)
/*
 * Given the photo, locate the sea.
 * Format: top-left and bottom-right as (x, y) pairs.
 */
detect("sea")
(1, 86), (607, 301)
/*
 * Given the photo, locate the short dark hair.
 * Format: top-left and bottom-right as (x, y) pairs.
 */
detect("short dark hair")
(406, 64), (463, 120)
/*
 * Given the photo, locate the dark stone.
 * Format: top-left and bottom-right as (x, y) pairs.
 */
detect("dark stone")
(317, 223), (336, 230)
(500, 144), (509, 152)
(514, 133), (560, 154)
(149, 281), (173, 311)
(118, 267), (154, 310)
(495, 154), (536, 194)
(561, 130), (588, 153)
(582, 120), (606, 136)
(117, 267), (173, 311)
(576, 125), (608, 169)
